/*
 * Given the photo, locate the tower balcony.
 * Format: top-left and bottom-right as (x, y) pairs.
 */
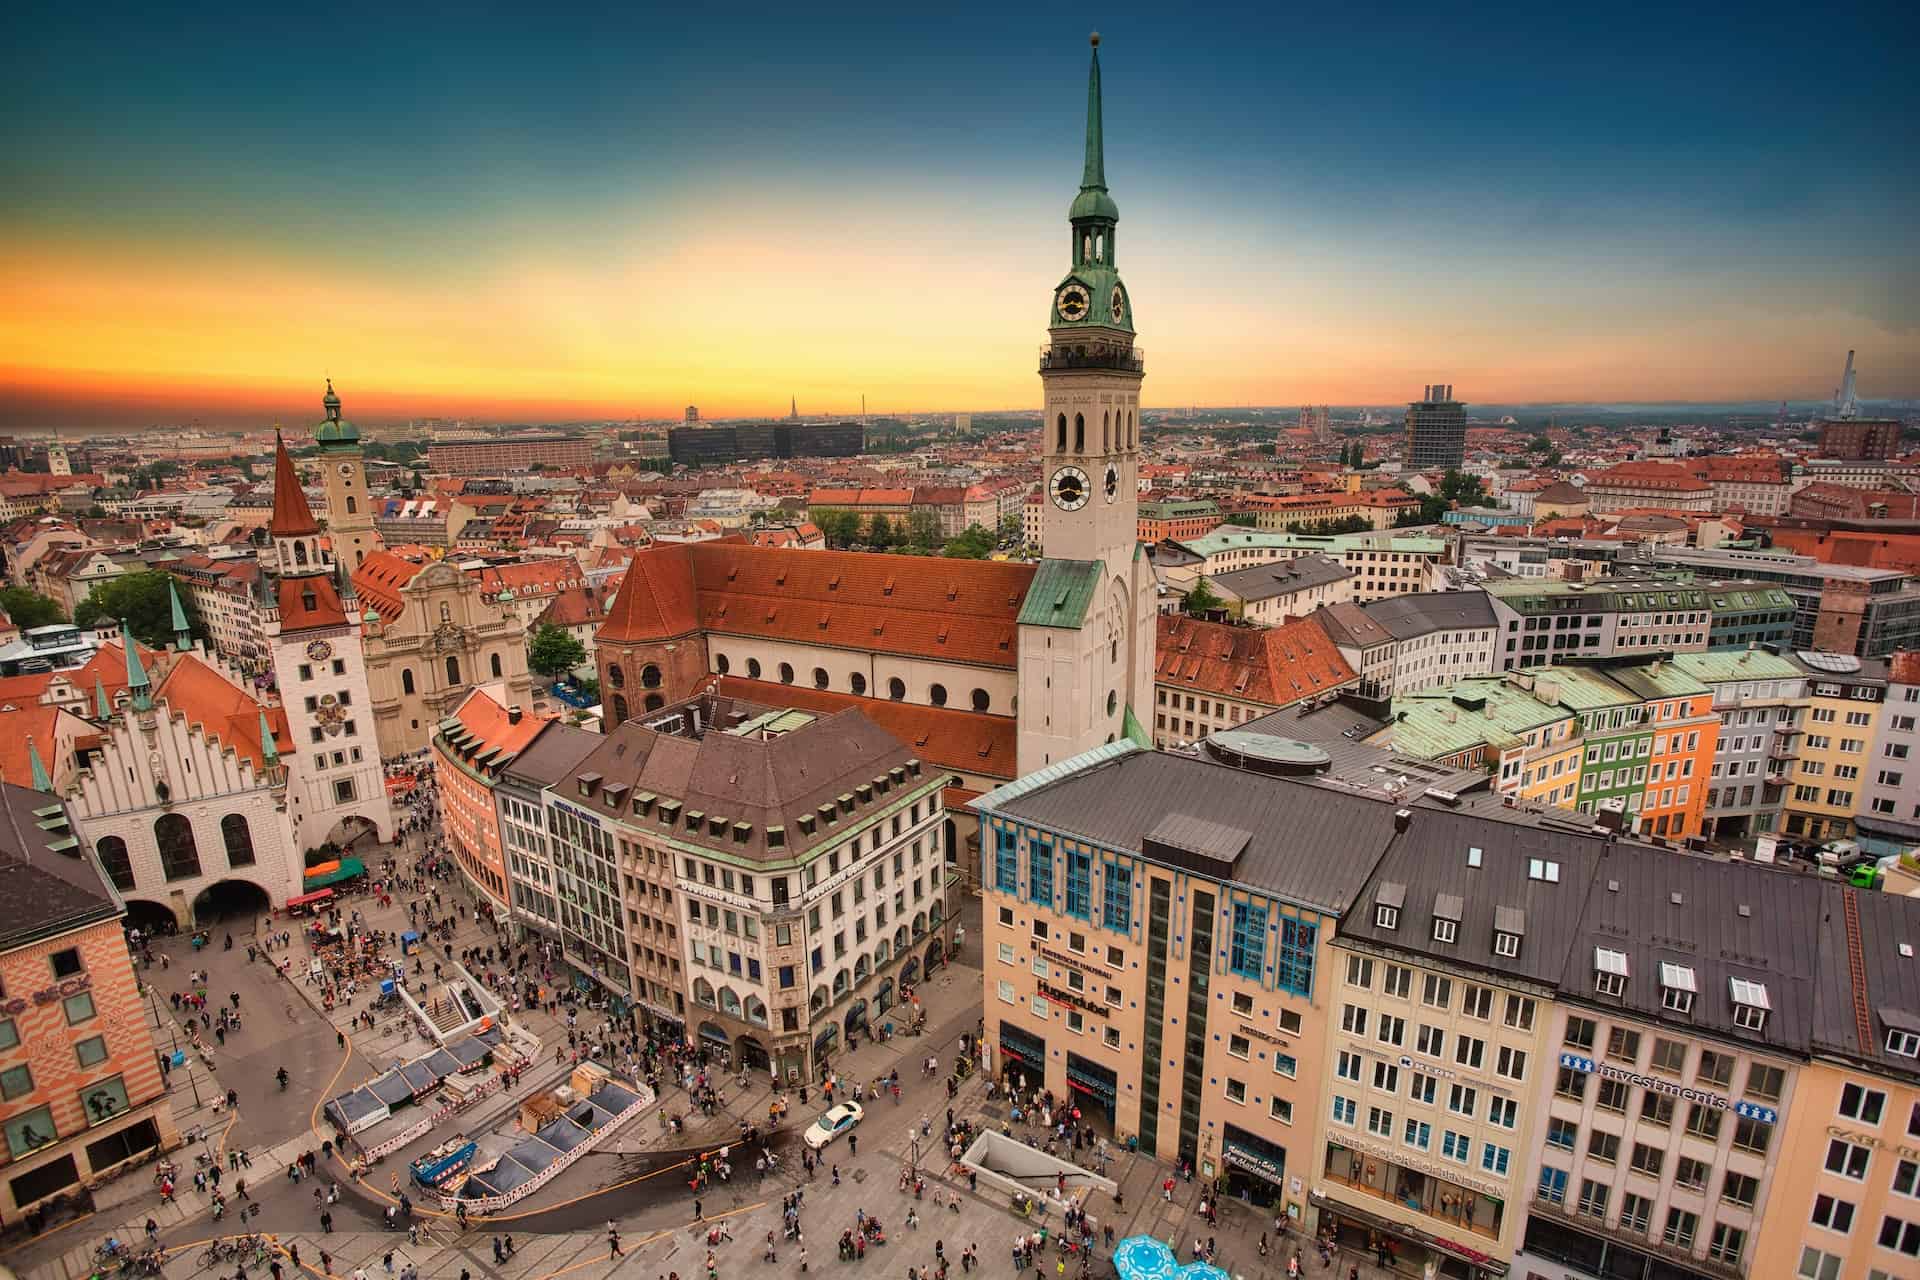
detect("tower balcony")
(1039, 341), (1144, 374)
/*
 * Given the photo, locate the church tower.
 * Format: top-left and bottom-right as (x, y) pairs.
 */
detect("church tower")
(262, 432), (392, 854)
(314, 380), (381, 581)
(1016, 35), (1157, 775)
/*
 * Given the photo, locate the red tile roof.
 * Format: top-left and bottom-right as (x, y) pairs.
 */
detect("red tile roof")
(0, 705), (67, 787)
(154, 654), (288, 774)
(1155, 613), (1357, 707)
(706, 675), (1016, 781)
(1584, 461), (1711, 492)
(277, 574), (349, 630)
(268, 434), (320, 536)
(443, 684), (548, 770)
(598, 542), (702, 642)
(350, 549), (427, 622)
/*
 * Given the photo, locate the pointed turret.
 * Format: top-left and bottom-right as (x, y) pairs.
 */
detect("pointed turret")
(27, 737), (52, 793)
(167, 578), (191, 650)
(259, 710), (280, 766)
(269, 432), (321, 537)
(94, 675), (111, 720)
(122, 622), (152, 713)
(1069, 34), (1117, 225)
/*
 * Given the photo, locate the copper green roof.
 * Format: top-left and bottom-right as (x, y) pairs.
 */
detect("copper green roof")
(314, 378), (361, 449)
(1071, 35), (1117, 223)
(1668, 649), (1803, 684)
(1389, 675), (1574, 757)
(1017, 558), (1103, 630)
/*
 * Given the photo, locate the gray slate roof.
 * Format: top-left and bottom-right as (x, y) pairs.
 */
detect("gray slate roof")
(1360, 590), (1497, 641)
(1812, 883), (1920, 1082)
(500, 720), (603, 790)
(0, 782), (118, 951)
(1214, 554), (1351, 602)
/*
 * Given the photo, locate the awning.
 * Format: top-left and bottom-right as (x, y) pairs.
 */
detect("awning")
(304, 857), (368, 888)
(814, 1024), (839, 1049)
(1309, 1191), (1510, 1275)
(286, 888), (336, 908)
(845, 1000), (869, 1030)
(698, 1021), (729, 1044)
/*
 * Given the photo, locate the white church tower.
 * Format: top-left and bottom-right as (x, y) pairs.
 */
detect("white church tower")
(1016, 34), (1157, 775)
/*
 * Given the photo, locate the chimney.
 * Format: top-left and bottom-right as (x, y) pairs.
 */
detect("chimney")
(1394, 808), (1412, 834)
(507, 705), (523, 725)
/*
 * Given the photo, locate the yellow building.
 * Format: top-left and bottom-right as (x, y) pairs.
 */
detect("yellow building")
(1782, 654), (1886, 842)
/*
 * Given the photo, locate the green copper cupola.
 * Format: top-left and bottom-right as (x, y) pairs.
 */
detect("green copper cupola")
(1070, 34), (1118, 226)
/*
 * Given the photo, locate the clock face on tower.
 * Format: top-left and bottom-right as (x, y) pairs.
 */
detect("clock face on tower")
(305, 640), (333, 661)
(337, 463), (355, 477)
(1055, 284), (1091, 323)
(1050, 466), (1090, 511)
(1104, 464), (1120, 502)
(1110, 285), (1126, 324)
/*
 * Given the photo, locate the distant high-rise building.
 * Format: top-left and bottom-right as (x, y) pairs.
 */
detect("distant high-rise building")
(1403, 383), (1466, 470)
(1816, 349), (1900, 460)
(666, 421), (866, 467)
(1299, 403), (1330, 443)
(684, 405), (699, 423)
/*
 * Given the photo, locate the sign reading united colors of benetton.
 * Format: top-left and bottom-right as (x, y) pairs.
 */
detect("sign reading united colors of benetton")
(1558, 1052), (1779, 1124)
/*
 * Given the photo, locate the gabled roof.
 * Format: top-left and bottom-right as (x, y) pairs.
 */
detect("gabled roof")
(598, 542), (702, 642)
(277, 573), (349, 631)
(154, 654), (288, 773)
(0, 780), (116, 950)
(1155, 613), (1356, 708)
(268, 434), (320, 537)
(350, 549), (428, 622)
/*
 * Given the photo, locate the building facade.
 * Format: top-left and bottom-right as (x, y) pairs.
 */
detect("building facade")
(425, 434), (593, 475)
(1405, 385), (1467, 471)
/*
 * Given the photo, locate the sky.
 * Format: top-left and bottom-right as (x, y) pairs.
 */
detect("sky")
(3, 1), (1916, 428)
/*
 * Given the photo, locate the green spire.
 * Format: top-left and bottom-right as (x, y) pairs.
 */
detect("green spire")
(27, 738), (51, 792)
(167, 579), (190, 651)
(259, 711), (279, 765)
(94, 675), (110, 720)
(122, 622), (152, 713)
(1082, 33), (1105, 191)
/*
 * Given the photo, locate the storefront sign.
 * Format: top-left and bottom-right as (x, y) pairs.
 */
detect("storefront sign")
(1038, 981), (1107, 1017)
(3, 973), (91, 1015)
(1039, 947), (1087, 973)
(1558, 1052), (1776, 1122)
(1223, 1142), (1285, 1184)
(1332, 1134), (1508, 1199)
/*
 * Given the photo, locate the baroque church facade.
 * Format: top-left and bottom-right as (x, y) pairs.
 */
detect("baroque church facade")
(595, 34), (1155, 799)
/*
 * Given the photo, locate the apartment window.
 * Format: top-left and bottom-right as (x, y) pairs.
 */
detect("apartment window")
(1420, 973), (1452, 1009)
(1383, 965), (1411, 999)
(1403, 1119), (1430, 1150)
(1231, 991), (1254, 1016)
(1441, 1131), (1470, 1163)
(1576, 1178), (1609, 1219)
(1372, 1061), (1399, 1093)
(1331, 1096), (1356, 1126)
(1825, 1138), (1871, 1180)
(1495, 1045), (1527, 1081)
(1797, 1249), (1843, 1280)
(1377, 1014), (1405, 1048)
(1606, 1026), (1640, 1063)
(1596, 1079), (1630, 1113)
(1225, 1079), (1247, 1104)
(1502, 994), (1534, 1031)
(1685, 1103), (1722, 1141)
(1810, 1194), (1855, 1233)
(1480, 1143), (1510, 1176)
(1732, 1114), (1773, 1156)
(1335, 1051), (1362, 1083)
(1374, 905), (1398, 930)
(1447, 1083), (1477, 1116)
(1650, 1037), (1687, 1075)
(1878, 1216), (1920, 1257)
(1697, 1050), (1734, 1088)
(1345, 956), (1373, 989)
(1840, 1082), (1887, 1125)
(1721, 1171), (1758, 1208)
(1409, 1071), (1436, 1105)
(1487, 1096), (1516, 1129)
(1366, 1106), (1393, 1137)
(1546, 1118), (1577, 1150)
(1269, 1096), (1292, 1124)
(1708, 1225), (1744, 1267)
(1662, 1209), (1698, 1250)
(1563, 1016), (1596, 1051)
(1587, 1131), (1620, 1164)
(1228, 1034), (1251, 1061)
(1674, 1156), (1709, 1191)
(1462, 984), (1492, 1020)
(1894, 1158), (1919, 1198)
(1617, 1192), (1652, 1234)
(1340, 1005), (1368, 1037)
(1630, 1143), (1664, 1178)
(1415, 1023), (1445, 1058)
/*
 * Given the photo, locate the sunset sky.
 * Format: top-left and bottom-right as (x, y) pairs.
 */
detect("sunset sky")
(4, 1), (1916, 428)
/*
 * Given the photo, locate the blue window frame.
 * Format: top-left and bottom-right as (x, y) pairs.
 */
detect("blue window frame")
(1102, 861), (1131, 932)
(1230, 902), (1267, 979)
(1276, 917), (1317, 996)
(1065, 847), (1092, 919)
(994, 826), (1020, 894)
(1403, 1119), (1431, 1150)
(1537, 1165), (1568, 1204)
(1331, 1095), (1355, 1125)
(1441, 1130), (1470, 1162)
(1481, 1143), (1510, 1175)
(1028, 838), (1053, 907)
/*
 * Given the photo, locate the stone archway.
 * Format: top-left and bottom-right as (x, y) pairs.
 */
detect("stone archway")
(123, 898), (182, 934)
(191, 878), (273, 927)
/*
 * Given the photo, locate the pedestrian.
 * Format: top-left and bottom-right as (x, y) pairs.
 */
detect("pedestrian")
(609, 1222), (624, 1259)
(493, 1239), (504, 1264)
(383, 1252), (394, 1276)
(694, 1198), (703, 1220)
(320, 1210), (334, 1233)
(848, 1133), (858, 1156)
(504, 1236), (514, 1257)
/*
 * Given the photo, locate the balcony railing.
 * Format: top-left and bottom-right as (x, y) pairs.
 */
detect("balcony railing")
(1039, 342), (1145, 374)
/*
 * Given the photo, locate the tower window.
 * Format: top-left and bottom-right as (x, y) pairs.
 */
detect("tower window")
(490, 652), (503, 679)
(929, 683), (948, 707)
(345, 497), (357, 514)
(1056, 414), (1067, 452)
(888, 677), (906, 701)
(1095, 232), (1104, 262)
(1103, 411), (1110, 452)
(971, 688), (990, 712)
(294, 543), (308, 566)
(446, 656), (461, 686)
(608, 664), (624, 689)
(401, 668), (415, 695)
(1074, 414), (1085, 452)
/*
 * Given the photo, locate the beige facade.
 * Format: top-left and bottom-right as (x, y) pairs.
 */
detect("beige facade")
(361, 560), (535, 757)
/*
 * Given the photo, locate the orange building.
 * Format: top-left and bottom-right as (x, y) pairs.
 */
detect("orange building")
(432, 685), (551, 912)
(1136, 499), (1219, 543)
(2, 783), (176, 1222)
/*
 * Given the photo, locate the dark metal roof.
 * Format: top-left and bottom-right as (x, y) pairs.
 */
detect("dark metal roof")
(1213, 554), (1352, 602)
(1811, 883), (1920, 1082)
(498, 720), (602, 790)
(1359, 590), (1497, 641)
(0, 782), (118, 951)
(1556, 842), (1820, 1054)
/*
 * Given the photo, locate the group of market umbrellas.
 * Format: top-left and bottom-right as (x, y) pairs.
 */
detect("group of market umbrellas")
(1114, 1236), (1226, 1280)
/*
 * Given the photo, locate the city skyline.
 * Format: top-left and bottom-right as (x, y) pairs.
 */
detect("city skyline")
(5, 1), (1916, 428)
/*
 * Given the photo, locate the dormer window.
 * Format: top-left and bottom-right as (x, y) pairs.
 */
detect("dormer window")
(1729, 978), (1770, 1032)
(1493, 906), (1524, 959)
(1374, 881), (1405, 932)
(1376, 905), (1399, 930)
(1432, 893), (1462, 946)
(1659, 962), (1697, 1015)
(1594, 947), (1629, 997)
(1886, 1027), (1920, 1059)
(1494, 931), (1519, 957)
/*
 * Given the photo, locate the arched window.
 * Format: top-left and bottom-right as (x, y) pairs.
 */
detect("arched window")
(401, 668), (415, 695)
(745, 996), (769, 1027)
(345, 497), (357, 514)
(293, 542), (308, 566)
(747, 658), (762, 680)
(1056, 414), (1067, 452)
(95, 836), (135, 892)
(1102, 410), (1110, 452)
(612, 694), (629, 722)
(608, 664), (625, 689)
(715, 654), (730, 675)
(1129, 410), (1136, 448)
(489, 652), (503, 679)
(445, 656), (461, 686)
(850, 673), (867, 696)
(832, 970), (849, 998)
(221, 815), (256, 868)
(719, 988), (742, 1017)
(644, 694), (664, 711)
(154, 813), (201, 882)
(1073, 413), (1085, 452)
(1107, 689), (1118, 716)
(693, 978), (716, 1008)
(1095, 232), (1104, 262)
(778, 662), (795, 685)
(1082, 232), (1091, 264)
(971, 688), (990, 712)
(439, 603), (452, 624)
(641, 664), (661, 689)
(888, 677), (905, 701)
(929, 683), (947, 707)
(813, 667), (829, 690)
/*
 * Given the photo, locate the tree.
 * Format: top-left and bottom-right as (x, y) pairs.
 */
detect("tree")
(866, 515), (898, 549)
(527, 624), (587, 678)
(998, 512), (1023, 545)
(906, 509), (941, 551)
(812, 508), (861, 549)
(0, 586), (66, 629)
(1225, 512), (1257, 528)
(73, 571), (204, 648)
(941, 524), (996, 559)
(1184, 575), (1223, 617)
(1439, 469), (1487, 508)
